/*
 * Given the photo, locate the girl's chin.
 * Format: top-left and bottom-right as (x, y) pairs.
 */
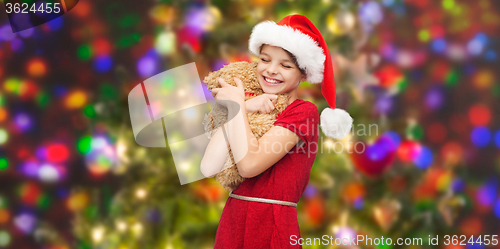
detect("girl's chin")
(263, 90), (279, 94)
(261, 85), (281, 94)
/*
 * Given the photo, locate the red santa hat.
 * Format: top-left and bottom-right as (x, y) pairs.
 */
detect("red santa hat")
(248, 14), (353, 139)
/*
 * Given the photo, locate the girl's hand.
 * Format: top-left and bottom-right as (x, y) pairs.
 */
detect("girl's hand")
(245, 94), (278, 114)
(212, 77), (245, 108)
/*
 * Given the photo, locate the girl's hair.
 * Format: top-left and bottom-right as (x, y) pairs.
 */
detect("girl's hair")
(259, 44), (307, 76)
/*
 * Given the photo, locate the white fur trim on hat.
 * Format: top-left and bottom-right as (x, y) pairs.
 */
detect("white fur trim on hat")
(320, 108), (353, 139)
(249, 21), (326, 84)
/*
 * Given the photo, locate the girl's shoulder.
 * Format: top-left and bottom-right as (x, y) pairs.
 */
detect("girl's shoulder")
(275, 98), (319, 149)
(276, 99), (319, 122)
(281, 99), (318, 115)
(294, 98), (318, 109)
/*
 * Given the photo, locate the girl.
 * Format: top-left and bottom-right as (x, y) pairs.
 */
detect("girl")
(201, 14), (353, 248)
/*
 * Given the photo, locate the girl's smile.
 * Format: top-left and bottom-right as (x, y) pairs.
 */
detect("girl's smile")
(262, 75), (283, 86)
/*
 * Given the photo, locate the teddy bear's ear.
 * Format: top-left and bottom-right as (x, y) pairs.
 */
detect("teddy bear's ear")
(203, 70), (222, 90)
(204, 61), (259, 91)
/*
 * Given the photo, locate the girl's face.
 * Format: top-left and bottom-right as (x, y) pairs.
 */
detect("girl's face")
(256, 44), (307, 95)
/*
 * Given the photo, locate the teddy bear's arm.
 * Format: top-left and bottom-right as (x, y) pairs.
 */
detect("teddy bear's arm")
(227, 107), (300, 178)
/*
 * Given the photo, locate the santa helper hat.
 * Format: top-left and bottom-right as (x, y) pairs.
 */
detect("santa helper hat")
(248, 14), (353, 139)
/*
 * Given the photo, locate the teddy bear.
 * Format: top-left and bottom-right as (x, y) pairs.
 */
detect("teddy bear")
(202, 61), (292, 192)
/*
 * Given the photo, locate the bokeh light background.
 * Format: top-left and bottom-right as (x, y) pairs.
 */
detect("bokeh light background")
(0, 0), (499, 248)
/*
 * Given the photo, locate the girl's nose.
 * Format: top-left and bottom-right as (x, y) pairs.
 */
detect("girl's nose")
(267, 64), (278, 75)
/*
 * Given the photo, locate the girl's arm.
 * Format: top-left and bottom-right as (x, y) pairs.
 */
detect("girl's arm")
(226, 98), (300, 178)
(200, 94), (278, 178)
(200, 124), (230, 178)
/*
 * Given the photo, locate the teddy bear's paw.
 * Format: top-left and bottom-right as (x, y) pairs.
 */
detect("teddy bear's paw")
(215, 165), (245, 192)
(216, 174), (244, 192)
(202, 112), (216, 139)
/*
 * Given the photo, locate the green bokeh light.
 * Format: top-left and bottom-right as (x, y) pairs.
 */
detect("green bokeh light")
(84, 205), (98, 219)
(0, 129), (8, 145)
(418, 29), (430, 42)
(492, 84), (500, 97)
(116, 33), (141, 48)
(406, 124), (424, 140)
(398, 77), (409, 92)
(0, 196), (7, 208)
(445, 69), (460, 86)
(375, 243), (393, 249)
(96, 154), (112, 167)
(0, 158), (8, 171)
(77, 45), (93, 60)
(77, 136), (92, 154)
(119, 14), (141, 28)
(35, 91), (50, 108)
(161, 76), (175, 94)
(0, 230), (11, 247)
(442, 0), (455, 10)
(99, 83), (119, 100)
(83, 105), (96, 118)
(415, 198), (434, 211)
(37, 194), (51, 210)
(4, 78), (22, 94)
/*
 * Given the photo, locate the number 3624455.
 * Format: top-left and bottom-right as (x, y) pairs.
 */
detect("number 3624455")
(5, 3), (61, 14)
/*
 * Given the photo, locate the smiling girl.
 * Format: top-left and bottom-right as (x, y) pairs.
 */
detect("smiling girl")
(201, 14), (353, 248)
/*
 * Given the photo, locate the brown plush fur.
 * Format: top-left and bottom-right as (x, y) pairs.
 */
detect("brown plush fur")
(202, 61), (291, 192)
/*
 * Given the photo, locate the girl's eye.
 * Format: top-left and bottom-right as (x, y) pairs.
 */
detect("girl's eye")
(282, 65), (292, 68)
(260, 58), (269, 62)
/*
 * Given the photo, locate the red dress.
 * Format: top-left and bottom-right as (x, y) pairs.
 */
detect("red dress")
(214, 99), (319, 248)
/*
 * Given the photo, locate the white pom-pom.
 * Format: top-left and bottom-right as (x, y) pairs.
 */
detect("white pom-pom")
(320, 108), (353, 139)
